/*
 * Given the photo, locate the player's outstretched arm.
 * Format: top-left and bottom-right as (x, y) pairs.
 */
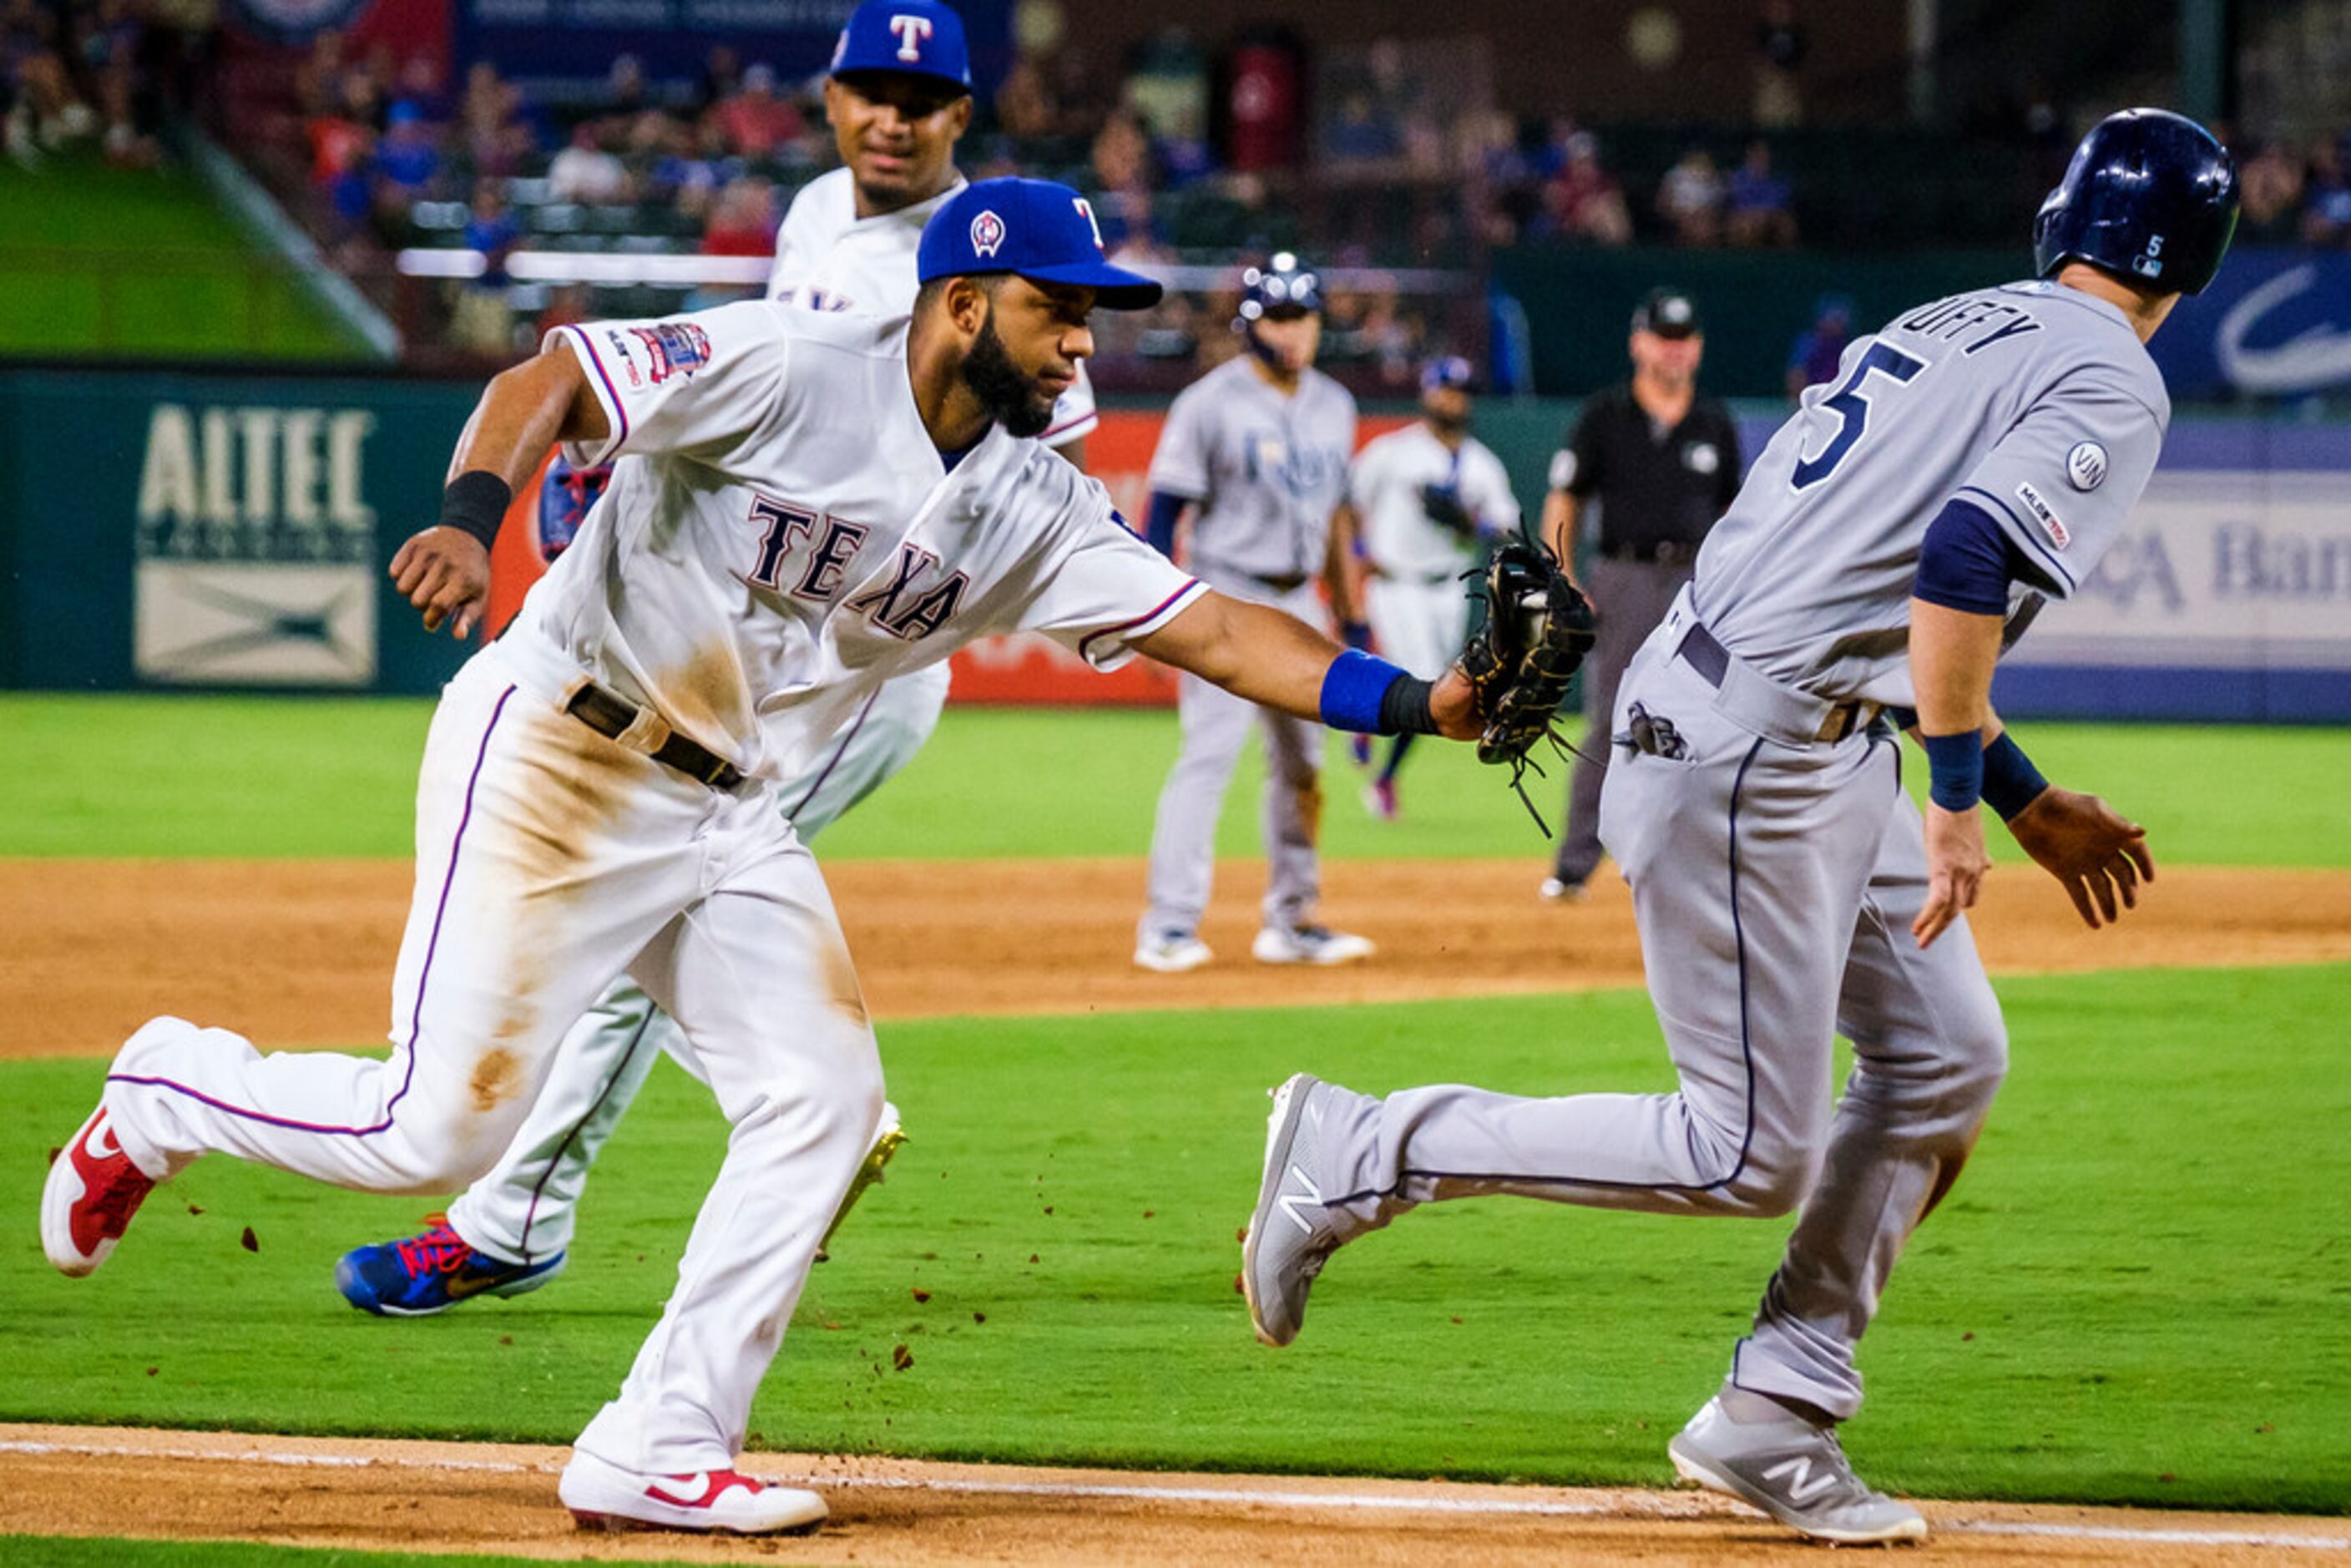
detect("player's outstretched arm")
(1133, 590), (1480, 738)
(389, 341), (612, 638)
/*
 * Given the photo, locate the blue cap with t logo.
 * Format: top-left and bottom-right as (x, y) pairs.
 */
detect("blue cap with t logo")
(830, 0), (970, 90)
(918, 178), (1165, 310)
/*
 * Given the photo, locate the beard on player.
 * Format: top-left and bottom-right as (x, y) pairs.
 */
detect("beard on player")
(959, 304), (1060, 438)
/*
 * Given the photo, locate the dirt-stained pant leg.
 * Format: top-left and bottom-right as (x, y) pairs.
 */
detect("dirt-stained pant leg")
(1141, 670), (1256, 938)
(1731, 789), (2009, 1420)
(445, 668), (946, 1264)
(573, 828), (884, 1474)
(102, 651), (708, 1195)
(1258, 698), (1323, 930)
(1142, 580), (1327, 940)
(1319, 646), (1901, 1222)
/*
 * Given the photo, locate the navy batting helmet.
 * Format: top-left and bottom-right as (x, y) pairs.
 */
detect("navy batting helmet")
(2033, 109), (2239, 296)
(1236, 252), (1323, 326)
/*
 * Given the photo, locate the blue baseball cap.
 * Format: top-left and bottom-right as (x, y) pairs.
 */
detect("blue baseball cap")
(830, 0), (970, 91)
(1420, 355), (1476, 394)
(918, 178), (1165, 310)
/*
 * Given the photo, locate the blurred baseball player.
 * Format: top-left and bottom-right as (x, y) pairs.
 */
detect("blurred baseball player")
(1241, 109), (2237, 1545)
(1335, 355), (1519, 820)
(45, 176), (1485, 1534)
(1135, 254), (1369, 972)
(333, 0), (1111, 1317)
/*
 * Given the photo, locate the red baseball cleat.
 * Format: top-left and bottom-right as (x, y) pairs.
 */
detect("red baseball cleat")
(559, 1450), (827, 1535)
(43, 1105), (157, 1277)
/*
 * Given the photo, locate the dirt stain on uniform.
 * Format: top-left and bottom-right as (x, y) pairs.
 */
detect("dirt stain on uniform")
(469, 1048), (523, 1111)
(817, 938), (871, 1030)
(655, 642), (752, 755)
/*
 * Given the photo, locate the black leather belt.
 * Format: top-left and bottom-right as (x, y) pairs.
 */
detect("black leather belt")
(1675, 621), (1876, 745)
(1249, 571), (1309, 593)
(565, 682), (745, 790)
(1602, 541), (1699, 568)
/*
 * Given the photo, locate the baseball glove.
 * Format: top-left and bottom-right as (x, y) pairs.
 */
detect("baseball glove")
(1455, 539), (1597, 830)
(1417, 481), (1477, 539)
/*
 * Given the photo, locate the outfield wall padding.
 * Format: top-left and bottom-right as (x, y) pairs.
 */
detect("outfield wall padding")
(0, 366), (2343, 721)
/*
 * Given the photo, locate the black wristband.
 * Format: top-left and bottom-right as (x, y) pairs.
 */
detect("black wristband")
(440, 470), (513, 551)
(1378, 673), (1438, 736)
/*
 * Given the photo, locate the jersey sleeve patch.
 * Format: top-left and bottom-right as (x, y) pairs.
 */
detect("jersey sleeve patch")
(2066, 440), (2108, 491)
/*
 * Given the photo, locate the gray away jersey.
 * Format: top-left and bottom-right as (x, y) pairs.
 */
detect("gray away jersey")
(1695, 280), (2170, 708)
(1149, 355), (1357, 584)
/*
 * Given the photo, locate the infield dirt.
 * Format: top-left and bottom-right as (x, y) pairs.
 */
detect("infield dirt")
(5, 857), (2350, 1058)
(3, 1424), (2346, 1565)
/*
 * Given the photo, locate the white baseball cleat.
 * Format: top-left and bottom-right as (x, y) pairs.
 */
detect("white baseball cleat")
(559, 1449), (827, 1535)
(1134, 930), (1213, 973)
(1667, 1394), (1928, 1545)
(1251, 924), (1375, 965)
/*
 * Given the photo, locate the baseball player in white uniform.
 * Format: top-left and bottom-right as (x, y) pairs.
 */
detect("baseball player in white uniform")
(1135, 254), (1373, 973)
(1336, 356), (1519, 819)
(46, 175), (1489, 1535)
(1241, 110), (2237, 1545)
(331, 0), (1110, 1317)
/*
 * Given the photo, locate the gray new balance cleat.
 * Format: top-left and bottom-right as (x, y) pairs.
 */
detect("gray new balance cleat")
(1241, 1073), (1363, 1347)
(1668, 1394), (1928, 1545)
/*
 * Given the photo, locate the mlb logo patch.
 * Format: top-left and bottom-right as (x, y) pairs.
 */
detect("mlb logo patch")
(970, 209), (1006, 258)
(2015, 480), (2070, 549)
(628, 322), (712, 384)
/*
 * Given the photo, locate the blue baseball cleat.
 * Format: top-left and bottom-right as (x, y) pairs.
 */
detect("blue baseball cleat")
(336, 1213), (565, 1317)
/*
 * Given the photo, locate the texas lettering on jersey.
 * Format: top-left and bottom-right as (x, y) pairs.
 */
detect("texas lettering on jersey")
(740, 495), (969, 640)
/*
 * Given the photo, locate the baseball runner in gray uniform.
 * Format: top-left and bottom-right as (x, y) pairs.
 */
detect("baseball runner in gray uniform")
(1135, 255), (1370, 972)
(1241, 109), (2237, 1545)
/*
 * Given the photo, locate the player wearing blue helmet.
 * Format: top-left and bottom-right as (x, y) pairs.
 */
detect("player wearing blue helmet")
(1242, 109), (2237, 1546)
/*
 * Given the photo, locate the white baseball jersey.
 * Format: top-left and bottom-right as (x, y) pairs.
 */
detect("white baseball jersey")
(508, 302), (1201, 783)
(766, 167), (1099, 446)
(1695, 280), (2168, 707)
(1347, 422), (1519, 579)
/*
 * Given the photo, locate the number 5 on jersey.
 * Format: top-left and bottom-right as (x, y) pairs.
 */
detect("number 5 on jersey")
(1791, 343), (1929, 490)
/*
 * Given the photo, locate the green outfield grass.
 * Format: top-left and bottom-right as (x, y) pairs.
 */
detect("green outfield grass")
(6, 966), (2348, 1512)
(0, 1540), (675, 1568)
(0, 156), (362, 360)
(6, 695), (2348, 867)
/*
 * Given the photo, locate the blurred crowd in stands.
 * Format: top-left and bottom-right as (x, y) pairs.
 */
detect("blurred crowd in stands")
(1, 0), (208, 167)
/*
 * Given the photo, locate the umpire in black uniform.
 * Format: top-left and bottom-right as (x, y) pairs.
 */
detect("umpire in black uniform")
(1540, 288), (1742, 899)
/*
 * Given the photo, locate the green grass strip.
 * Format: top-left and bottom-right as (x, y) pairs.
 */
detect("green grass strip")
(0, 156), (360, 360)
(0, 1536), (722, 1567)
(5, 965), (2346, 1511)
(6, 695), (2348, 867)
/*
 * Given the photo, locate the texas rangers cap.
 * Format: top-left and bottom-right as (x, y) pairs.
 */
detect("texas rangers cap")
(830, 0), (970, 91)
(1419, 355), (1477, 393)
(918, 178), (1165, 310)
(1631, 287), (1701, 338)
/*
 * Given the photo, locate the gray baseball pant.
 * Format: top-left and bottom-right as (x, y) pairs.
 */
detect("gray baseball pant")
(1555, 555), (1692, 888)
(1140, 579), (1326, 939)
(1319, 594), (2007, 1419)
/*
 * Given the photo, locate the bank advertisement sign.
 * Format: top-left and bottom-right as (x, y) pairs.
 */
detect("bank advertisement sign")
(1998, 427), (2351, 721)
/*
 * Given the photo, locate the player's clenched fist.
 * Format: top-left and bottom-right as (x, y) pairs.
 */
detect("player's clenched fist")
(390, 526), (493, 640)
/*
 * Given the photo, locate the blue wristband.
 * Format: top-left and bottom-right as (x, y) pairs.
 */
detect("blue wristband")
(1319, 649), (1406, 734)
(1980, 731), (2049, 820)
(1921, 731), (1984, 812)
